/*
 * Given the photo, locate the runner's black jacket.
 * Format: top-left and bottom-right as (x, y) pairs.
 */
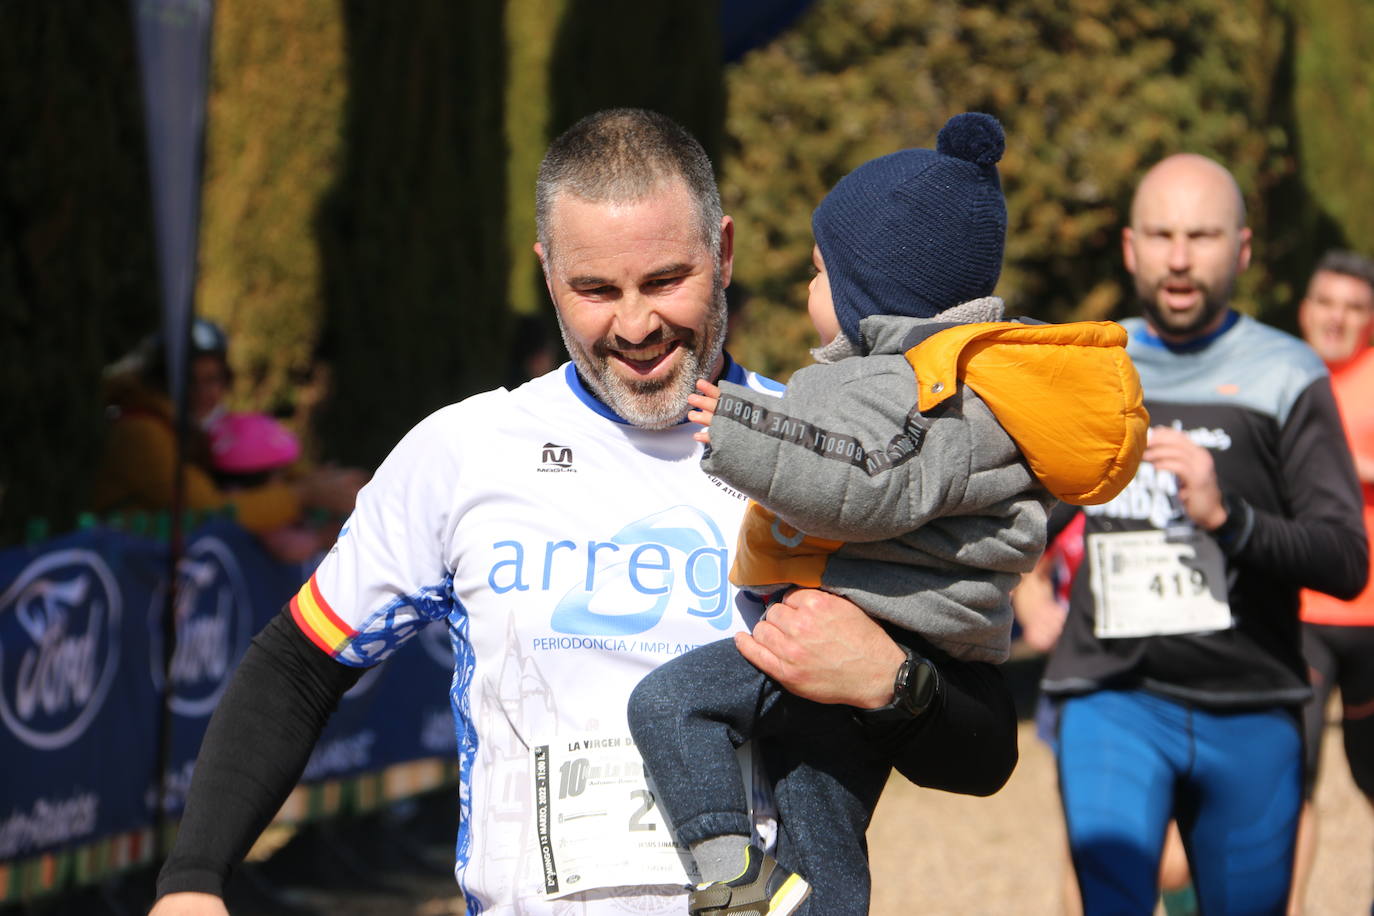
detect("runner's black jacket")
(1043, 312), (1368, 708)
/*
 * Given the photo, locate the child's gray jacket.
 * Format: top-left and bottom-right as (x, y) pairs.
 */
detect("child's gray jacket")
(704, 299), (1146, 662)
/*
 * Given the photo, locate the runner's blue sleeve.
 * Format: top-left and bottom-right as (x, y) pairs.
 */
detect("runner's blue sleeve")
(155, 607), (365, 898)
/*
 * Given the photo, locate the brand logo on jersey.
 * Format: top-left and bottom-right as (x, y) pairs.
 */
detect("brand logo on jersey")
(486, 505), (734, 636)
(539, 442), (576, 473)
(1173, 421), (1231, 451)
(148, 536), (254, 718)
(0, 549), (122, 751)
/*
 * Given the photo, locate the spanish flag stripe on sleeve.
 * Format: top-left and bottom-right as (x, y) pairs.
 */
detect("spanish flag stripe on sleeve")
(289, 574), (358, 656)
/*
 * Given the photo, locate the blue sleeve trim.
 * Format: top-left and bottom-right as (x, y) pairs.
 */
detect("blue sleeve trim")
(338, 576), (456, 666)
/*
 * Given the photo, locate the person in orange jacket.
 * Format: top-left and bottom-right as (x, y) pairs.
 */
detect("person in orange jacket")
(1291, 249), (1374, 913)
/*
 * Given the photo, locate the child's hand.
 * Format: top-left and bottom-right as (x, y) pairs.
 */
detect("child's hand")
(687, 378), (719, 444)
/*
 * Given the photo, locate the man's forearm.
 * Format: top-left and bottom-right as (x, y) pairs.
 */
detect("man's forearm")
(868, 650), (1018, 797)
(738, 589), (1018, 797)
(156, 610), (363, 898)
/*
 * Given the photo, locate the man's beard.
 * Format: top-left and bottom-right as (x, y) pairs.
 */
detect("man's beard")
(1137, 272), (1234, 339)
(557, 280), (728, 429)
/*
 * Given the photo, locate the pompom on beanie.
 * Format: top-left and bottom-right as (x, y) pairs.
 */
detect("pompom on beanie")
(812, 112), (1008, 346)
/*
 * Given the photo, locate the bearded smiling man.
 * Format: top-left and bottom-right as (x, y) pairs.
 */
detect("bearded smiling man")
(148, 108), (1018, 916)
(1040, 153), (1367, 915)
(533, 148), (731, 429)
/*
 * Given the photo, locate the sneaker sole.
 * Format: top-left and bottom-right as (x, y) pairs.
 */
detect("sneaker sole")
(769, 873), (812, 916)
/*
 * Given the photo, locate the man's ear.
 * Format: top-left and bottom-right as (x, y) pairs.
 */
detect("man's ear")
(718, 215), (735, 289)
(533, 242), (554, 296)
(1236, 227), (1253, 274)
(1121, 226), (1137, 276)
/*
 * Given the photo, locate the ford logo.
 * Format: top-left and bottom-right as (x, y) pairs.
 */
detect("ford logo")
(0, 549), (122, 750)
(149, 536), (254, 717)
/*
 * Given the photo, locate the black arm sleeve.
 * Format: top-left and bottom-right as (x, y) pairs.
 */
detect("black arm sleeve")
(1219, 378), (1368, 599)
(861, 637), (1018, 797)
(155, 608), (365, 898)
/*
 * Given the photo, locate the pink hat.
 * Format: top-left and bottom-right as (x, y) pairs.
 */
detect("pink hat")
(208, 412), (302, 474)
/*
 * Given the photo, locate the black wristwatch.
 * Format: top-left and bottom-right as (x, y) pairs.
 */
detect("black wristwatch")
(853, 646), (939, 725)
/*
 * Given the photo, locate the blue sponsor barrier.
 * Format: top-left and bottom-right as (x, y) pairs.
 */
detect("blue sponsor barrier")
(0, 520), (456, 900)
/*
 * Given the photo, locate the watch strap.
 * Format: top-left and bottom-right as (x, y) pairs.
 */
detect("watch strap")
(853, 646), (938, 725)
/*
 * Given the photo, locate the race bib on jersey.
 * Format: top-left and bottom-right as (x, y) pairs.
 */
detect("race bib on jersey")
(1088, 530), (1233, 638)
(531, 730), (753, 898)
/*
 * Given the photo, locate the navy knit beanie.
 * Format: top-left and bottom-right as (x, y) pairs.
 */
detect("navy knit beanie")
(813, 112), (1007, 346)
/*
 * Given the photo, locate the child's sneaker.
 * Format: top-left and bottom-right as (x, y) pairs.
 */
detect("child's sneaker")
(687, 845), (811, 915)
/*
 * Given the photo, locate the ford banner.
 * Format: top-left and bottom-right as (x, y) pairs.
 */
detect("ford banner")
(0, 520), (455, 867)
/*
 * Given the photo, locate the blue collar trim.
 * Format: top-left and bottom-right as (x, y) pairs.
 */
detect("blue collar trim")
(1137, 310), (1240, 353)
(565, 353), (744, 425)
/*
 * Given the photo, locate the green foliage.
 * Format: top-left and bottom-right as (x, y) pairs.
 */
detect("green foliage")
(721, 0), (1294, 380)
(0, 4), (159, 544)
(1290, 0), (1374, 264)
(197, 0), (347, 417)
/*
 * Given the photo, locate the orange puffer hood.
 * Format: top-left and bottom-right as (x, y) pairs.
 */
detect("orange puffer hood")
(903, 321), (1147, 505)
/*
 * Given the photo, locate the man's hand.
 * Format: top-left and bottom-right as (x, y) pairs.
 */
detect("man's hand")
(735, 589), (906, 709)
(687, 379), (720, 445)
(1011, 558), (1066, 654)
(1143, 425), (1227, 531)
(147, 892), (228, 916)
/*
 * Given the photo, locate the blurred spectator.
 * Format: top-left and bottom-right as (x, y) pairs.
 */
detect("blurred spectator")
(207, 411), (303, 485)
(91, 318), (364, 540)
(1291, 248), (1374, 914)
(187, 318), (233, 430)
(207, 410), (342, 565)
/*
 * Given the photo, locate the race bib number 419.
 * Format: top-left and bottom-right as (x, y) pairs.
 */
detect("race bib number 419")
(532, 731), (707, 899)
(1088, 529), (1233, 639)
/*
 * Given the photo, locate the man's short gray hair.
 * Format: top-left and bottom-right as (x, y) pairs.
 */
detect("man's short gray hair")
(535, 108), (723, 266)
(1314, 249), (1374, 291)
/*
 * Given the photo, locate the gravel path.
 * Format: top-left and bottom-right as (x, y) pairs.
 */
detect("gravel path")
(868, 717), (1371, 915)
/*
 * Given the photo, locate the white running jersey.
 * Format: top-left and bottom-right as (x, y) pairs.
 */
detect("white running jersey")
(290, 359), (783, 914)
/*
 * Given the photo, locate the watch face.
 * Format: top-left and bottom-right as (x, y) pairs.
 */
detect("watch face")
(853, 651), (937, 724)
(897, 658), (936, 716)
